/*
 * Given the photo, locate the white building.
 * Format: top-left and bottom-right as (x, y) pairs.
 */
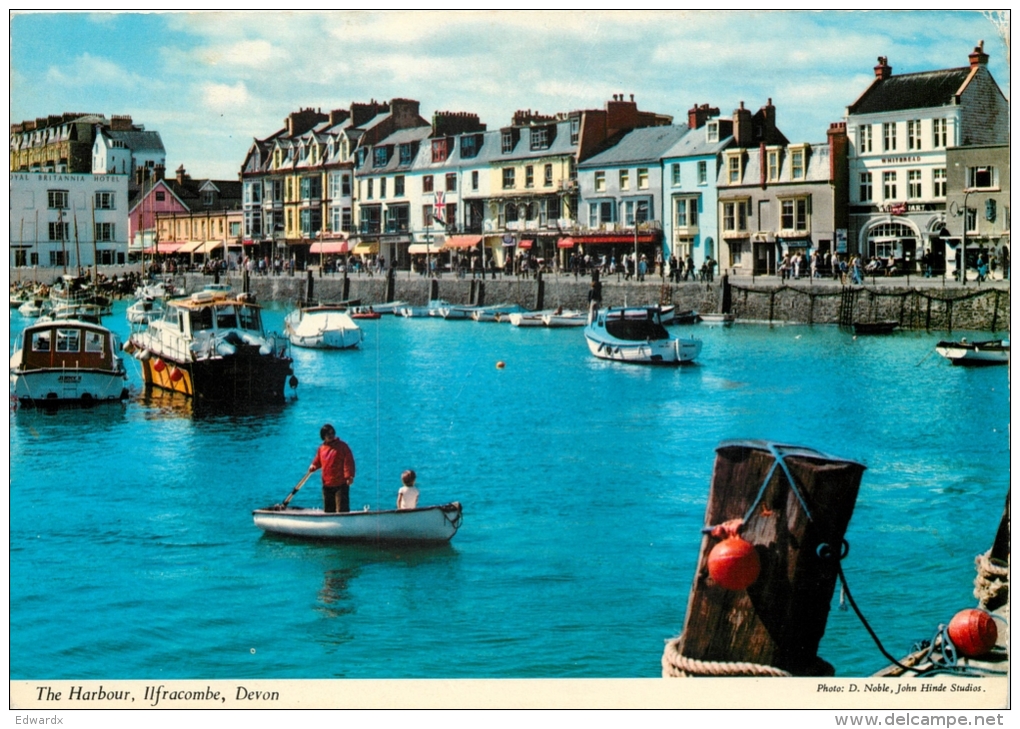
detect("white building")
(92, 125), (166, 181)
(844, 42), (1008, 273)
(9, 171), (130, 270)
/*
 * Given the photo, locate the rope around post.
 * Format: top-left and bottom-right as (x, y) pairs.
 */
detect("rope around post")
(973, 550), (1009, 609)
(661, 635), (793, 677)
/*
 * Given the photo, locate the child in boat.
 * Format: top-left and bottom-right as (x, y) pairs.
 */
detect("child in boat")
(397, 469), (419, 510)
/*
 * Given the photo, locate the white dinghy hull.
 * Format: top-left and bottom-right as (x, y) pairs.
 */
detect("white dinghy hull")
(253, 502), (463, 543)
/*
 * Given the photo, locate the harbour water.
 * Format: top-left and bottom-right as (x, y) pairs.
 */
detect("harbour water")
(9, 302), (1010, 679)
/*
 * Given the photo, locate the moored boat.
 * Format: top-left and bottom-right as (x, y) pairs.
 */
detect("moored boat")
(541, 309), (587, 327)
(367, 301), (409, 315)
(508, 310), (553, 327)
(127, 297), (165, 326)
(852, 320), (899, 335)
(252, 502), (463, 543)
(435, 305), (480, 320)
(127, 290), (295, 403)
(398, 300), (450, 318)
(17, 299), (50, 318)
(284, 305), (363, 349)
(672, 309), (699, 325)
(10, 317), (129, 407)
(584, 306), (702, 364)
(935, 338), (1009, 366)
(472, 303), (526, 322)
(698, 312), (735, 326)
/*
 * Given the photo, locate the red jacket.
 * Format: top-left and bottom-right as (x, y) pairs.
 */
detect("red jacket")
(311, 438), (355, 487)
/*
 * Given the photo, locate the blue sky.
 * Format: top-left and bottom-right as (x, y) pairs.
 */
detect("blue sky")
(10, 11), (1010, 180)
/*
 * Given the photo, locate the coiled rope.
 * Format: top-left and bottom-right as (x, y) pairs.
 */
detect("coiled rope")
(661, 636), (792, 677)
(973, 550), (1009, 610)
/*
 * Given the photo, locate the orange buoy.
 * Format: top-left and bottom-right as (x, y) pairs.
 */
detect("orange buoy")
(707, 536), (760, 591)
(948, 608), (997, 657)
(152, 358), (166, 372)
(496, 361), (505, 369)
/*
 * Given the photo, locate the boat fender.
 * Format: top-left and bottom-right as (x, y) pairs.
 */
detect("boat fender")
(289, 376), (299, 389)
(136, 348), (151, 361)
(948, 609), (997, 657)
(169, 367), (184, 382)
(216, 341), (237, 357)
(152, 358), (166, 372)
(122, 340), (136, 354)
(707, 534), (760, 591)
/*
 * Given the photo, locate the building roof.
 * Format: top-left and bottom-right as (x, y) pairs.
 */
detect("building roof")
(661, 125), (733, 159)
(848, 67), (972, 115)
(720, 142), (831, 188)
(496, 119), (577, 162)
(578, 124), (689, 168)
(102, 129), (166, 154)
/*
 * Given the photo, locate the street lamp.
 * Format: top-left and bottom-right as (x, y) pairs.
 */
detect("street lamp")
(951, 188), (974, 287)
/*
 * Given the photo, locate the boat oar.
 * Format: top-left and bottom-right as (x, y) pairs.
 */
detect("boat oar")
(279, 472), (312, 510)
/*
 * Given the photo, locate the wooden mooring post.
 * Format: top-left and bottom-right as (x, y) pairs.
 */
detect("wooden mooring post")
(664, 440), (865, 677)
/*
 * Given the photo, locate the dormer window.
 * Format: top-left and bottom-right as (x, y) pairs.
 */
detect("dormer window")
(706, 121), (719, 143)
(399, 144), (413, 166)
(767, 149), (780, 182)
(570, 116), (580, 145)
(501, 130), (514, 154)
(530, 127), (549, 151)
(789, 144), (808, 180)
(373, 146), (389, 168)
(461, 135), (478, 159)
(432, 138), (449, 163)
(357, 148), (367, 167)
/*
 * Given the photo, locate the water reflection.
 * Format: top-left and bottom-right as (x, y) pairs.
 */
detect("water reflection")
(137, 390), (290, 427)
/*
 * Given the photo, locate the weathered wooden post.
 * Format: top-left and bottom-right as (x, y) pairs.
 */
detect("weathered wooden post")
(534, 269), (545, 311)
(306, 269), (315, 304)
(719, 274), (732, 314)
(429, 278), (439, 302)
(663, 440), (865, 677)
(385, 264), (396, 303)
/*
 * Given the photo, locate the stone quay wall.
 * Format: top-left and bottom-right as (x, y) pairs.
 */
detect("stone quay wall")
(177, 271), (1010, 333)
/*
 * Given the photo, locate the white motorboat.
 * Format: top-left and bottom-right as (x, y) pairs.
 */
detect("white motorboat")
(367, 301), (409, 315)
(541, 309), (587, 327)
(284, 305), (363, 349)
(435, 305), (480, 320)
(584, 306), (702, 365)
(471, 303), (526, 322)
(698, 312), (735, 326)
(508, 310), (553, 327)
(10, 317), (129, 407)
(127, 297), (165, 325)
(935, 338), (1009, 366)
(17, 299), (50, 318)
(398, 300), (450, 318)
(253, 502), (463, 543)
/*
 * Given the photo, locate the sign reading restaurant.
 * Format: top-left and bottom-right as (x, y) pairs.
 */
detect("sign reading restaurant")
(10, 172), (125, 183)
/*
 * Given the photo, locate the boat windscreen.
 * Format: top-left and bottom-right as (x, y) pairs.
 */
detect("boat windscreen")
(190, 307), (214, 332)
(604, 317), (670, 341)
(215, 305), (238, 330)
(238, 306), (262, 332)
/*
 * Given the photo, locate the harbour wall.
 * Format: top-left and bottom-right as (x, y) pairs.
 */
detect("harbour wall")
(178, 272), (1010, 333)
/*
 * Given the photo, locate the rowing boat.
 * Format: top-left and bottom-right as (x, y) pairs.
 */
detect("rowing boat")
(252, 502), (463, 543)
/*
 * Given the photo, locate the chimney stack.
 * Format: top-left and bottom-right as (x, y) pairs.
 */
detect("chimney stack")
(969, 40), (989, 67)
(154, 163), (165, 181)
(687, 103), (720, 130)
(176, 164), (187, 185)
(874, 56), (892, 80)
(732, 101), (752, 147)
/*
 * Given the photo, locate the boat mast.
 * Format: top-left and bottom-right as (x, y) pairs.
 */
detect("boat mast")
(73, 201), (83, 277)
(91, 196), (98, 283)
(59, 207), (68, 275)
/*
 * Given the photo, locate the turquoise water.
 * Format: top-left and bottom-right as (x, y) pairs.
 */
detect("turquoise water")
(9, 303), (1010, 678)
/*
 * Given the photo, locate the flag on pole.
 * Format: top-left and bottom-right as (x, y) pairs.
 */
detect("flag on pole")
(433, 191), (446, 225)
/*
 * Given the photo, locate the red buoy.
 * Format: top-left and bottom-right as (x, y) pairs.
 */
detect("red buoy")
(152, 358), (166, 372)
(948, 608), (997, 657)
(707, 535), (760, 591)
(169, 367), (184, 382)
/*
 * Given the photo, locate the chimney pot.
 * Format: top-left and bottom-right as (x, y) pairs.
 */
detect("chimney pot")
(630, 94), (634, 102)
(969, 40), (989, 67)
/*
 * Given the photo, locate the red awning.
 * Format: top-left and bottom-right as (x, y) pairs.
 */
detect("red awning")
(309, 240), (350, 254)
(557, 237), (575, 249)
(444, 235), (482, 249)
(572, 233), (659, 245)
(143, 241), (188, 254)
(241, 238), (259, 246)
(518, 239), (534, 249)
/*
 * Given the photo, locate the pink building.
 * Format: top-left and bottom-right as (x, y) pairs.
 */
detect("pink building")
(128, 165), (188, 254)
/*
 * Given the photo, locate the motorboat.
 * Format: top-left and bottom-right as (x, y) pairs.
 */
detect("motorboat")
(284, 305), (363, 349)
(435, 305), (481, 320)
(10, 317), (129, 407)
(252, 502), (463, 544)
(672, 309), (699, 325)
(127, 290), (295, 403)
(17, 299), (50, 318)
(541, 309), (587, 327)
(584, 306), (702, 365)
(349, 306), (382, 320)
(935, 339), (1009, 366)
(658, 305), (676, 325)
(508, 310), (553, 327)
(367, 301), (409, 315)
(398, 300), (450, 318)
(698, 312), (735, 326)
(471, 303), (526, 322)
(127, 297), (165, 326)
(49, 275), (112, 316)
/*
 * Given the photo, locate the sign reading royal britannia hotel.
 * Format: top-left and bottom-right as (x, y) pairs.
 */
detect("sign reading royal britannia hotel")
(9, 171), (129, 269)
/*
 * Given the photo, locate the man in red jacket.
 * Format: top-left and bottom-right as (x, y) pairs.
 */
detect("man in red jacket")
(308, 424), (356, 513)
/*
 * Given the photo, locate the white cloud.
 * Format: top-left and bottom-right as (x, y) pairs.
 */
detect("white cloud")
(45, 53), (146, 89)
(202, 81), (251, 112)
(197, 39), (289, 68)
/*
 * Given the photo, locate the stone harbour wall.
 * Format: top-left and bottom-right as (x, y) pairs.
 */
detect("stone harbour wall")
(178, 271), (1010, 333)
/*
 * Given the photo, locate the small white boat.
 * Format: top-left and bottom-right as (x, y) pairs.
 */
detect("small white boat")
(658, 305), (676, 325)
(18, 299), (49, 318)
(472, 303), (526, 322)
(252, 502), (463, 543)
(285, 306), (363, 349)
(435, 305), (480, 320)
(584, 306), (702, 365)
(127, 297), (165, 325)
(398, 300), (450, 318)
(10, 317), (129, 407)
(698, 312), (735, 326)
(935, 338), (1009, 366)
(368, 301), (409, 315)
(541, 309), (587, 327)
(508, 310), (553, 327)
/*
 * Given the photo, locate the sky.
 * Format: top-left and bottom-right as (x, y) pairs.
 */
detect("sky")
(9, 10), (1010, 180)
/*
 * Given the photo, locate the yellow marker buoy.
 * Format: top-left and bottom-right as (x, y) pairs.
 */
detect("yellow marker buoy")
(496, 361), (505, 369)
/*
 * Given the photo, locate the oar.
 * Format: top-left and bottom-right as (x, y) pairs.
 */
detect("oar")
(279, 472), (312, 509)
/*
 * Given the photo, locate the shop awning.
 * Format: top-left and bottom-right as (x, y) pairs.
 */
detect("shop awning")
(572, 233), (659, 245)
(444, 235), (482, 249)
(353, 242), (379, 255)
(408, 243), (441, 255)
(198, 241), (223, 254)
(178, 240), (205, 254)
(557, 237), (575, 249)
(518, 239), (534, 249)
(143, 241), (187, 254)
(309, 240), (350, 254)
